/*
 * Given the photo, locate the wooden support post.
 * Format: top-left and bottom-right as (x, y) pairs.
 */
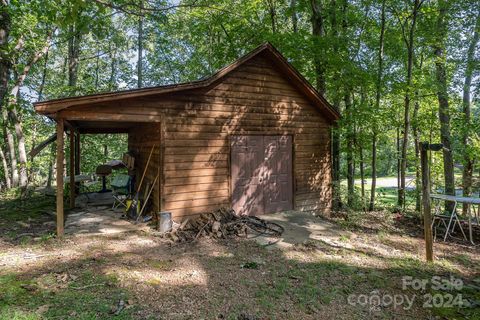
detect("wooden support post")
(69, 130), (75, 209)
(158, 116), (165, 231)
(56, 118), (65, 237)
(160, 117), (165, 212)
(420, 142), (433, 262)
(74, 132), (80, 194)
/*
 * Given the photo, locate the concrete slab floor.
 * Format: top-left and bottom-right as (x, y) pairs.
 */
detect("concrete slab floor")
(65, 207), (150, 236)
(64, 208), (349, 249)
(255, 210), (351, 249)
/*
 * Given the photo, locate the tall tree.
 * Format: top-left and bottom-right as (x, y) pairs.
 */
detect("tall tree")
(369, 0), (386, 211)
(8, 32), (52, 188)
(461, 5), (480, 214)
(0, 0), (9, 109)
(330, 0), (342, 210)
(342, 0), (356, 208)
(345, 92), (355, 207)
(68, 25), (81, 89)
(310, 0), (326, 95)
(0, 1), (16, 188)
(398, 0), (421, 209)
(137, 0), (144, 88)
(434, 0), (455, 207)
(411, 52), (425, 213)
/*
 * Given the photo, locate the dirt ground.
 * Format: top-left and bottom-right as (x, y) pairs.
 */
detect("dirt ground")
(1, 199), (480, 319)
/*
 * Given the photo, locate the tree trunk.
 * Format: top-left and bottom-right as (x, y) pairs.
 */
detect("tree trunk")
(61, 56), (67, 85)
(94, 48), (100, 89)
(11, 109), (27, 187)
(68, 24), (81, 89)
(345, 93), (355, 207)
(0, 3), (12, 189)
(137, 0), (144, 89)
(0, 1), (10, 112)
(3, 116), (18, 187)
(369, 0), (386, 211)
(412, 97), (421, 212)
(0, 144), (10, 188)
(397, 127), (400, 193)
(332, 120), (342, 210)
(341, 0), (354, 207)
(412, 52), (425, 213)
(103, 143), (108, 161)
(38, 50), (48, 101)
(310, 0), (326, 95)
(399, 0), (421, 209)
(434, 0), (455, 210)
(109, 46), (117, 91)
(370, 133), (377, 210)
(265, 0), (277, 33)
(461, 7), (480, 214)
(291, 0), (298, 32)
(29, 122), (37, 183)
(46, 142), (55, 188)
(8, 35), (52, 189)
(10, 69), (27, 188)
(330, 0), (344, 210)
(359, 145), (365, 209)
(32, 52), (49, 185)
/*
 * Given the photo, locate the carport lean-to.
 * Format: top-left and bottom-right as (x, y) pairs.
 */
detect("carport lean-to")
(45, 114), (160, 237)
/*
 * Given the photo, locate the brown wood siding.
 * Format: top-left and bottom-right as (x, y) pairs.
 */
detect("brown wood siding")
(59, 54), (332, 219)
(161, 55), (332, 218)
(128, 123), (161, 212)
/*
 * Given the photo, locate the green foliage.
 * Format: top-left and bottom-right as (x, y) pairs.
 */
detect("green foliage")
(79, 134), (128, 174)
(0, 271), (134, 319)
(1, 0), (480, 212)
(0, 189), (54, 222)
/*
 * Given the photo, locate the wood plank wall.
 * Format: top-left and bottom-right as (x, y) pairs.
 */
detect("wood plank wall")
(128, 124), (161, 212)
(161, 55), (332, 218)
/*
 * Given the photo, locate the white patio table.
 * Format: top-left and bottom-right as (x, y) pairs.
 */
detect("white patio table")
(430, 194), (480, 245)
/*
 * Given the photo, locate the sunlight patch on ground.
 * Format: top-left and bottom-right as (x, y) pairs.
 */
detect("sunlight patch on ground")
(110, 258), (208, 288)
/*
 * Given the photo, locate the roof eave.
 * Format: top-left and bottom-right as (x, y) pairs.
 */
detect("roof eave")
(34, 42), (340, 123)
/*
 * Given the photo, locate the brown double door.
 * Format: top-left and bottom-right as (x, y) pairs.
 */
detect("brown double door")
(231, 135), (293, 216)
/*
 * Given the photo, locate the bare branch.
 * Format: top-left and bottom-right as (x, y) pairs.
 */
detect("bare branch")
(390, 6), (409, 48)
(92, 0), (202, 16)
(10, 29), (55, 103)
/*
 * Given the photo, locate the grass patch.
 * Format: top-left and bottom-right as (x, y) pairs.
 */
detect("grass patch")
(0, 271), (134, 319)
(0, 189), (55, 223)
(429, 279), (480, 319)
(255, 260), (357, 314)
(146, 259), (174, 271)
(0, 189), (56, 243)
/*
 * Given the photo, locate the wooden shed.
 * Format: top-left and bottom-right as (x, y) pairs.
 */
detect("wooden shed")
(34, 43), (340, 236)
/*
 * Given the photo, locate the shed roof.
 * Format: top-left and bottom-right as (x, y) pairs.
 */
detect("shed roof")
(34, 43), (340, 122)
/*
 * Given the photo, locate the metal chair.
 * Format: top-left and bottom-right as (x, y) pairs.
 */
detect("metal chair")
(111, 174), (131, 209)
(431, 198), (467, 242)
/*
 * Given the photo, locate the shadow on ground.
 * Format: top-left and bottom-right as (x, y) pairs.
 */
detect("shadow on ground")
(1, 193), (479, 319)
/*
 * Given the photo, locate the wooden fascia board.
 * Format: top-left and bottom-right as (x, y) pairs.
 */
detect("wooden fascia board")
(57, 109), (161, 123)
